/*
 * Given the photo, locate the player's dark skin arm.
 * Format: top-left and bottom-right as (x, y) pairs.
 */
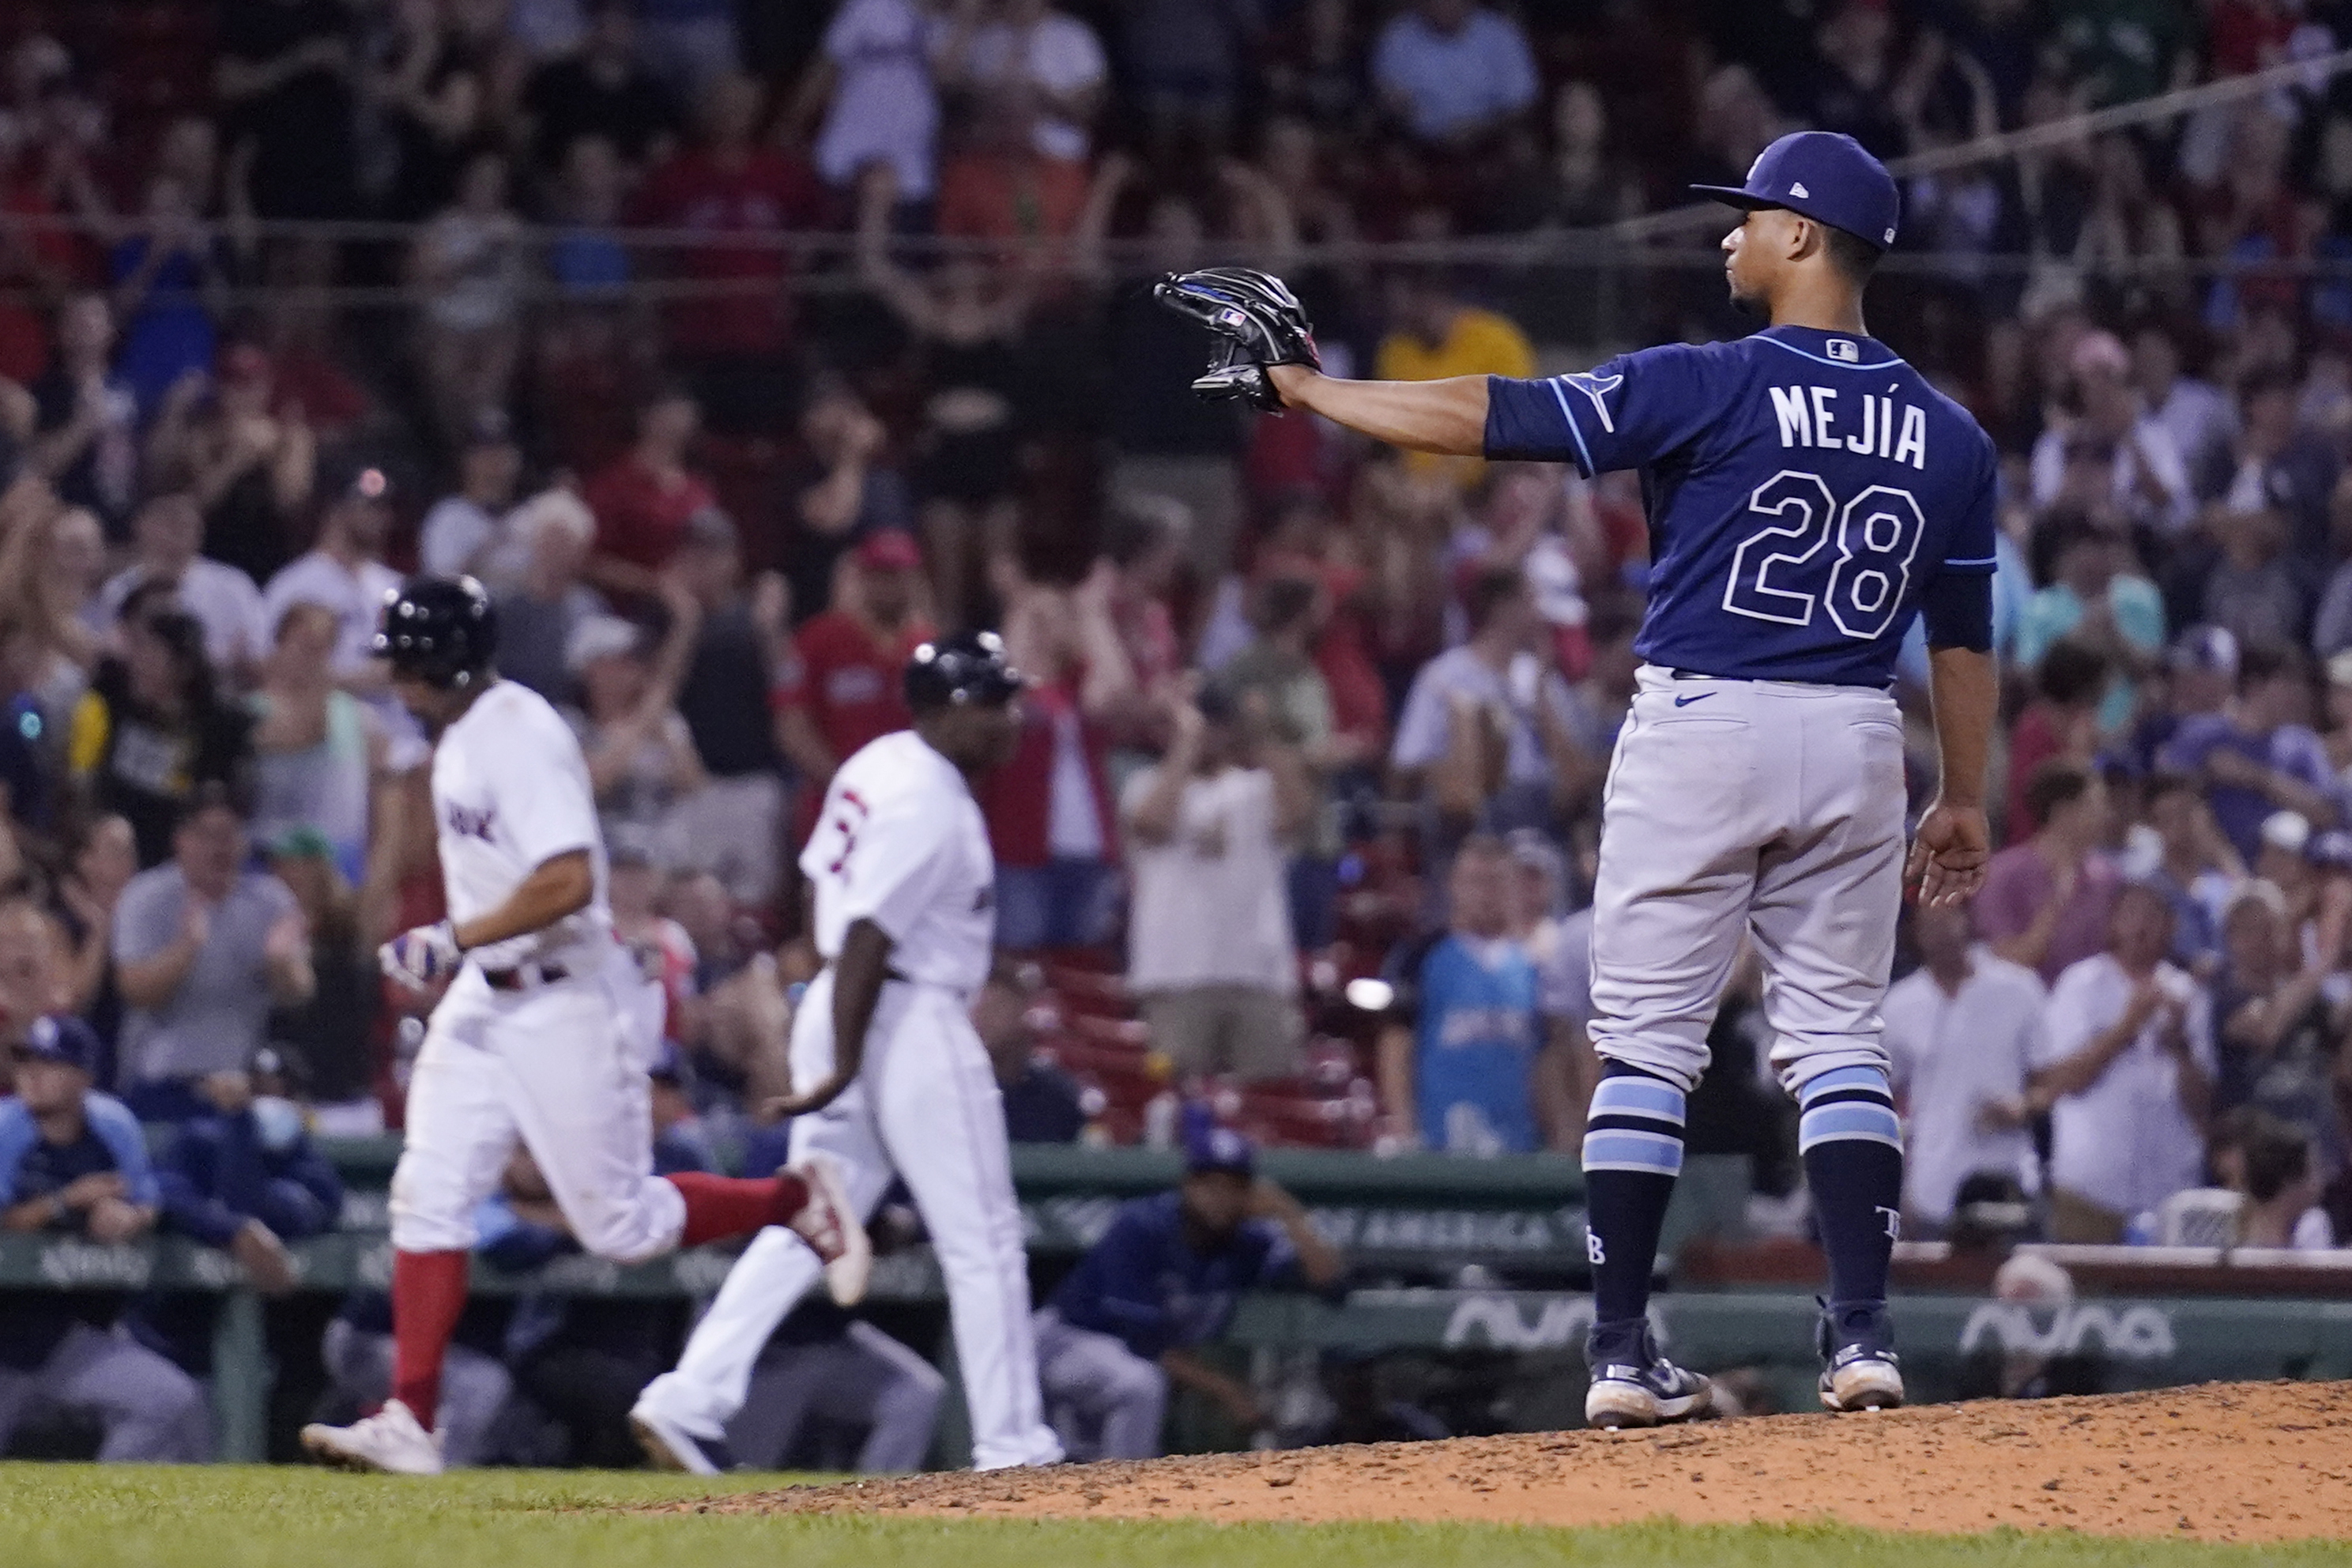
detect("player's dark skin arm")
(1267, 365), (1489, 455)
(766, 917), (892, 1118)
(450, 850), (594, 952)
(1160, 1347), (1261, 1428)
(1907, 646), (1996, 907)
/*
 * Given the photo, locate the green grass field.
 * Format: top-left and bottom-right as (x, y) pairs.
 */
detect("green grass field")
(0, 1467), (2343, 1568)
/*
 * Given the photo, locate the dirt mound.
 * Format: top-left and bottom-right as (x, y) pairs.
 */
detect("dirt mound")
(700, 1380), (2352, 1543)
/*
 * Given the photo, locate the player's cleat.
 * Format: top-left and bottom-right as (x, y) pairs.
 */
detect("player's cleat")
(786, 1152), (873, 1307)
(1817, 1299), (1905, 1412)
(1584, 1323), (1713, 1430)
(300, 1398), (445, 1475)
(629, 1407), (737, 1476)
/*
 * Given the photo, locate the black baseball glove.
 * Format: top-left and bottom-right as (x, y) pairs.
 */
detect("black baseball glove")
(1152, 266), (1320, 413)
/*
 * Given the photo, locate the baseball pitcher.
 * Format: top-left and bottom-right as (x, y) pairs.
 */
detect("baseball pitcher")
(1157, 130), (1997, 1426)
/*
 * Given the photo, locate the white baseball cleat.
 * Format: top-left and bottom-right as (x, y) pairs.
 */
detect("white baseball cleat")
(786, 1152), (872, 1306)
(628, 1406), (734, 1476)
(1819, 1347), (1905, 1412)
(300, 1398), (445, 1475)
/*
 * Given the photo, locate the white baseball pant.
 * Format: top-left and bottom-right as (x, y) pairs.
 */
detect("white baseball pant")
(634, 970), (1063, 1471)
(1588, 666), (1907, 1098)
(726, 1320), (947, 1472)
(389, 944), (686, 1261)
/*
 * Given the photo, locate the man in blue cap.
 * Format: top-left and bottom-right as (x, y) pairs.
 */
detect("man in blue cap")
(1154, 128), (2002, 1426)
(1031, 1125), (1342, 1460)
(0, 1014), (210, 1461)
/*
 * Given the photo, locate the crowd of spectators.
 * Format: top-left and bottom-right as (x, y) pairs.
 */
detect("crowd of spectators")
(7, 0), (2352, 1461)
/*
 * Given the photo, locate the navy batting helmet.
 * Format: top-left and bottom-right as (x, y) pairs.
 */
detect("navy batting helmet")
(373, 575), (498, 689)
(904, 631), (1023, 712)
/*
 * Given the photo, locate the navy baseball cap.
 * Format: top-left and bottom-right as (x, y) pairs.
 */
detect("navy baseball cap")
(16, 1014), (99, 1074)
(1691, 130), (1901, 251)
(1185, 1125), (1257, 1179)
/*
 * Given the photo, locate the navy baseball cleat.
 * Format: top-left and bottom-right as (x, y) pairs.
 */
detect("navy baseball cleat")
(1584, 1320), (1713, 1430)
(1817, 1298), (1905, 1412)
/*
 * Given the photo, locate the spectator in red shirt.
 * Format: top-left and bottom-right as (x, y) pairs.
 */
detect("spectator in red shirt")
(986, 565), (1137, 952)
(771, 529), (936, 833)
(583, 383), (717, 600)
(630, 70), (821, 433)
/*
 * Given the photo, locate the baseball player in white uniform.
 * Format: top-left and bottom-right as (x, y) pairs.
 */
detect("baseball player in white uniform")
(300, 577), (869, 1476)
(631, 631), (1065, 1475)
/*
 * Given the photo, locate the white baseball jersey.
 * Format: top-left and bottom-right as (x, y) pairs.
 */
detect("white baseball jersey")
(431, 680), (611, 969)
(800, 730), (994, 993)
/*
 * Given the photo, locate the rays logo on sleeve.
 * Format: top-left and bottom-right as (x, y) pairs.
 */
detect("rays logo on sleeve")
(1560, 370), (1625, 433)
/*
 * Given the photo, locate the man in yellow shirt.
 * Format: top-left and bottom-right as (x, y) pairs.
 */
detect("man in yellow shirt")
(1374, 270), (1536, 485)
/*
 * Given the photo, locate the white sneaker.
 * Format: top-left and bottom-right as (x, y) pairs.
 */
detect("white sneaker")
(786, 1153), (872, 1306)
(300, 1398), (445, 1475)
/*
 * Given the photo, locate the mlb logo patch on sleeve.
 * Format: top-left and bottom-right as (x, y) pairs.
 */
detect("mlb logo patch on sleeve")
(1827, 339), (1858, 363)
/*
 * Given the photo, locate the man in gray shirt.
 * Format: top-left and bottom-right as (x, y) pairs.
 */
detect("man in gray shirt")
(114, 786), (315, 1120)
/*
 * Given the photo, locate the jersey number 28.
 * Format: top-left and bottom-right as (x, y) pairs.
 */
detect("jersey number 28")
(1722, 469), (1924, 641)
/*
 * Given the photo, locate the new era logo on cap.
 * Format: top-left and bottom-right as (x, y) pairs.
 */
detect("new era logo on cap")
(1690, 130), (1902, 253)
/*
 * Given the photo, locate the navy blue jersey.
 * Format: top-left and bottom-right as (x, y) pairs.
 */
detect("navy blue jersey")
(1486, 324), (1998, 687)
(1048, 1191), (1298, 1360)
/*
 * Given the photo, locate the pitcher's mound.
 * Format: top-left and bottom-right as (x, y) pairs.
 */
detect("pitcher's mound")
(702, 1380), (2352, 1543)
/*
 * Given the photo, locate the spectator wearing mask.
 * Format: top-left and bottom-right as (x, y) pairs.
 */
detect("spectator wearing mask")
(2031, 882), (2215, 1243)
(145, 1054), (345, 1365)
(772, 530), (934, 837)
(1378, 835), (1575, 1154)
(261, 465), (404, 698)
(418, 410), (526, 583)
(1124, 681), (1315, 1084)
(2209, 877), (2346, 1167)
(663, 511), (789, 907)
(583, 385), (717, 600)
(248, 602), (394, 888)
(0, 1013), (209, 1461)
(1977, 763), (2123, 986)
(564, 585), (707, 870)
(112, 786), (314, 1121)
(1391, 566), (1592, 845)
(988, 565), (1136, 952)
(2161, 643), (2339, 865)
(1370, 0), (1538, 148)
(2027, 330), (2193, 535)
(975, 970), (1089, 1144)
(1882, 903), (2047, 1236)
(69, 584), (256, 867)
(1033, 1128), (1340, 1460)
(493, 488), (607, 703)
(96, 492), (270, 677)
(2011, 513), (2165, 737)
